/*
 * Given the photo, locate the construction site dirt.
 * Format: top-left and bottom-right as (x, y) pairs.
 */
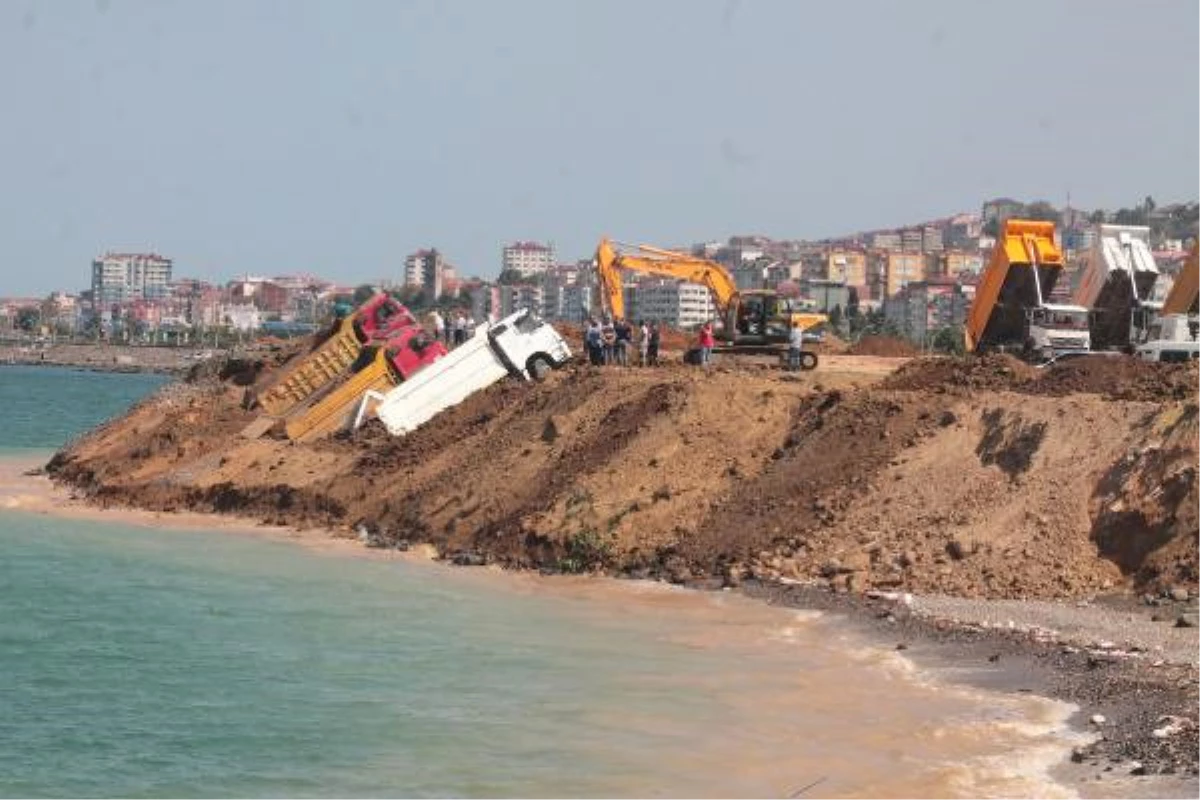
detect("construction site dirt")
(44, 345), (1199, 785)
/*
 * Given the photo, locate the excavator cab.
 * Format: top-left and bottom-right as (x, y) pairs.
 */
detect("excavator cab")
(727, 292), (822, 346)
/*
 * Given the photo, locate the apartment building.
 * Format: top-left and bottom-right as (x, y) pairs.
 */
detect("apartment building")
(499, 284), (545, 317)
(502, 241), (555, 277)
(628, 278), (715, 329)
(933, 251), (985, 279)
(819, 249), (868, 286)
(868, 251), (929, 300)
(91, 252), (173, 308)
(884, 278), (970, 344)
(404, 249), (445, 298)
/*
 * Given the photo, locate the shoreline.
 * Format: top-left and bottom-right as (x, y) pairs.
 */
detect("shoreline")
(0, 343), (230, 375)
(3, 453), (1196, 797)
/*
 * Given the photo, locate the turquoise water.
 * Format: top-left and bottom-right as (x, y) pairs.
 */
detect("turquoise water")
(0, 365), (167, 452)
(0, 368), (1082, 798)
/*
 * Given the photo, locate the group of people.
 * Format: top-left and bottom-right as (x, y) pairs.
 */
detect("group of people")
(583, 317), (661, 367)
(427, 310), (475, 348)
(584, 316), (809, 371)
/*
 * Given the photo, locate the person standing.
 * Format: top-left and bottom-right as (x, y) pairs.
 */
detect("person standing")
(638, 320), (650, 366)
(585, 318), (604, 366)
(697, 320), (715, 367)
(787, 320), (805, 371)
(600, 317), (617, 365)
(429, 310), (445, 344)
(613, 317), (632, 366)
(647, 321), (661, 366)
(451, 312), (465, 347)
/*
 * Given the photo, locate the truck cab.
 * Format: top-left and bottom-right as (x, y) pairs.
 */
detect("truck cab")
(353, 294), (418, 343)
(1135, 314), (1200, 363)
(487, 308), (573, 380)
(1026, 304), (1091, 362)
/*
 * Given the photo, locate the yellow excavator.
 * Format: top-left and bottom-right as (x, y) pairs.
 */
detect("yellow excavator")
(594, 238), (827, 366)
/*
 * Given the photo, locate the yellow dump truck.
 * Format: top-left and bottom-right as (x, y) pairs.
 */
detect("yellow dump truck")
(275, 326), (449, 444)
(256, 315), (364, 417)
(254, 293), (420, 417)
(964, 219), (1091, 362)
(282, 347), (400, 443)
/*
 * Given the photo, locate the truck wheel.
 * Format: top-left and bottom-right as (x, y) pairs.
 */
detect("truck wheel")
(528, 355), (552, 382)
(800, 352), (818, 371)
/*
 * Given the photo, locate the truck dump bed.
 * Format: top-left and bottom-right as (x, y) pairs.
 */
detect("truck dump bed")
(1162, 245), (1199, 316)
(257, 317), (363, 417)
(374, 326), (512, 437)
(964, 219), (1065, 352)
(283, 348), (399, 443)
(1072, 224), (1160, 349)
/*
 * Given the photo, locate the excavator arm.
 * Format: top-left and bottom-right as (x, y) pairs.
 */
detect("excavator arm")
(1162, 244), (1199, 316)
(595, 238), (740, 319)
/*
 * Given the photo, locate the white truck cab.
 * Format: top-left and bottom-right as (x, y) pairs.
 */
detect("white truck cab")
(361, 308), (572, 437)
(1026, 304), (1091, 362)
(1134, 314), (1200, 363)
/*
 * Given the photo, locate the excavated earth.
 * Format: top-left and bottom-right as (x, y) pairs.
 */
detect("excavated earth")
(48, 351), (1198, 601)
(44, 347), (1200, 782)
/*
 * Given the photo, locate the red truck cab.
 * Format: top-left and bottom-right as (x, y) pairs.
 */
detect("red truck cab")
(384, 326), (448, 379)
(354, 294), (418, 343)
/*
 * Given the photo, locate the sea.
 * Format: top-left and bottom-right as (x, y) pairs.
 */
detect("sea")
(0, 365), (1088, 798)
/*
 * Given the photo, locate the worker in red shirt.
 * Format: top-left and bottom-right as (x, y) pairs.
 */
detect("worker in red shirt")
(696, 321), (715, 367)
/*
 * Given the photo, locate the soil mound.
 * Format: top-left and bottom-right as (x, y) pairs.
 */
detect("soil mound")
(884, 354), (1198, 403)
(47, 349), (1198, 601)
(882, 354), (1036, 393)
(847, 335), (919, 357)
(1033, 356), (1198, 402)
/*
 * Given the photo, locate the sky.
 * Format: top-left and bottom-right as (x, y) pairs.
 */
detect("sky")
(1, 0), (1197, 295)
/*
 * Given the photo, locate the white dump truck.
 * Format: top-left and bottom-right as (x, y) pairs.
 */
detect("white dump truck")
(357, 308), (573, 437)
(1134, 245), (1200, 363)
(1072, 224), (1162, 351)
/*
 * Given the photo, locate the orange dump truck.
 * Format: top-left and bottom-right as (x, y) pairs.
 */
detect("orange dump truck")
(963, 219), (1091, 362)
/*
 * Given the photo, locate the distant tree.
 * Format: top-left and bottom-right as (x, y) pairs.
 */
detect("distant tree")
(1113, 206), (1147, 226)
(497, 269), (525, 286)
(827, 304), (843, 330)
(930, 326), (965, 355)
(1023, 201), (1060, 223)
(352, 284), (377, 305)
(1088, 209), (1106, 224)
(1143, 195), (1156, 213)
(15, 305), (39, 332)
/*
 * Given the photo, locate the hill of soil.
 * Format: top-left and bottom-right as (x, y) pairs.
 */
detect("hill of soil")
(47, 352), (1198, 601)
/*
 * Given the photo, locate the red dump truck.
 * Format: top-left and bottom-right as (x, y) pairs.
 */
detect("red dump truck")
(254, 293), (420, 417)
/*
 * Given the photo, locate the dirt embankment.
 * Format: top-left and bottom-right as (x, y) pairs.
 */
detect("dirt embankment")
(47, 349), (1198, 603)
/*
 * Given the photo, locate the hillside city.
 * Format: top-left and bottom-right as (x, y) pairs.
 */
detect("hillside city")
(2, 196), (1197, 350)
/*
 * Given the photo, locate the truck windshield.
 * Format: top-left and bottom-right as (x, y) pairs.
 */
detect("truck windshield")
(1034, 309), (1087, 328)
(515, 313), (542, 334)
